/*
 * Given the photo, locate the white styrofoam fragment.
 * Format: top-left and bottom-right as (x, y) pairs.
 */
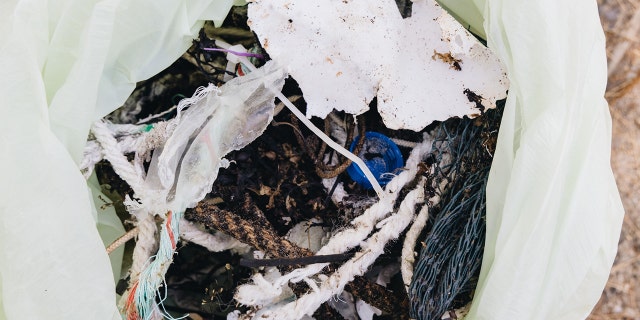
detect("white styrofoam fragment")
(248, 0), (508, 131)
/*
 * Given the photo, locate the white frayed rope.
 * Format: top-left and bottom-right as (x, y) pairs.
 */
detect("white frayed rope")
(92, 121), (160, 282)
(88, 108), (249, 319)
(400, 177), (449, 291)
(253, 179), (426, 319)
(234, 135), (433, 314)
(82, 120), (174, 178)
(91, 121), (146, 193)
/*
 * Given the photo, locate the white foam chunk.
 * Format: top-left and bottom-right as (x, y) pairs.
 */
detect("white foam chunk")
(248, 0), (509, 131)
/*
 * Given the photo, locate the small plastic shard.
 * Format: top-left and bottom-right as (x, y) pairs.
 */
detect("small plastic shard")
(328, 292), (359, 320)
(356, 299), (382, 320)
(346, 132), (403, 189)
(149, 61), (286, 209)
(248, 0), (509, 131)
(286, 218), (327, 252)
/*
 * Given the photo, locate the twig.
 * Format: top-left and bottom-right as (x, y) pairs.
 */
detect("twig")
(314, 115), (366, 179)
(608, 8), (640, 77)
(288, 113), (366, 179)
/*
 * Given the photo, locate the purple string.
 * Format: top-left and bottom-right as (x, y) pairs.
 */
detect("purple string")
(202, 47), (264, 59)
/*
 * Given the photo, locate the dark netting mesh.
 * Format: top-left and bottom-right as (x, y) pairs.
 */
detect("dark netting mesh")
(409, 103), (503, 319)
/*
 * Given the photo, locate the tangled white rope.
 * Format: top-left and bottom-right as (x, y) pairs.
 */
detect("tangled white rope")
(88, 115), (253, 319)
(253, 179), (426, 319)
(91, 121), (163, 295)
(81, 120), (173, 178)
(84, 54), (442, 319)
(91, 121), (146, 193)
(234, 134), (434, 316)
(400, 176), (452, 292)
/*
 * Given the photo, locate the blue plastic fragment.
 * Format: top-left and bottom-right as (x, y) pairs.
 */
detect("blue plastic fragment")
(346, 131), (403, 189)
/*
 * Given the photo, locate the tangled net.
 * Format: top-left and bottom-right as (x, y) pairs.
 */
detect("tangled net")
(409, 102), (503, 319)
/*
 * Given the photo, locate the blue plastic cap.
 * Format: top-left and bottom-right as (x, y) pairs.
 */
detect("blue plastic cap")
(346, 131), (404, 189)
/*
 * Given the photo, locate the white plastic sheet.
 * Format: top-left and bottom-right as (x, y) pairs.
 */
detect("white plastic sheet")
(0, 0), (235, 319)
(437, 0), (624, 318)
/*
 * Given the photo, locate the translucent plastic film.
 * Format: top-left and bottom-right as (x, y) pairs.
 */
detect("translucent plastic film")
(154, 61), (286, 210)
(0, 0), (235, 319)
(453, 1), (625, 319)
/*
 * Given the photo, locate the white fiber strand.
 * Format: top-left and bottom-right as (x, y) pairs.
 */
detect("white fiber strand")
(133, 210), (182, 319)
(401, 204), (430, 291)
(400, 177), (449, 291)
(81, 134), (140, 176)
(174, 83), (217, 121)
(79, 141), (103, 178)
(81, 119), (175, 178)
(390, 137), (419, 148)
(136, 105), (177, 124)
(105, 122), (145, 136)
(128, 209), (158, 280)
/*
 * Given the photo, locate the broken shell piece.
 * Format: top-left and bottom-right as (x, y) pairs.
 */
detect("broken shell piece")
(248, 0), (508, 131)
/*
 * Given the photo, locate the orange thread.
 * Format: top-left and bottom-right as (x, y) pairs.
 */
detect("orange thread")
(166, 211), (176, 249)
(237, 64), (245, 76)
(125, 282), (139, 320)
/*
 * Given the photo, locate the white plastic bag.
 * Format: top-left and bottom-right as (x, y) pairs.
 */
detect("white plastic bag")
(438, 0), (624, 318)
(0, 0), (235, 319)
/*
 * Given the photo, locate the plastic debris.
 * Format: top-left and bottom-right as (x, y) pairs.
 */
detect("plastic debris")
(468, 1), (624, 318)
(121, 60), (287, 319)
(3, 0), (619, 319)
(247, 0), (509, 131)
(286, 219), (328, 253)
(407, 114), (495, 319)
(0, 0), (237, 319)
(152, 60), (286, 210)
(346, 132), (403, 189)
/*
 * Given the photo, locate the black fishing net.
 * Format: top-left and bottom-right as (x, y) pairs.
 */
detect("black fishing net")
(409, 103), (503, 319)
